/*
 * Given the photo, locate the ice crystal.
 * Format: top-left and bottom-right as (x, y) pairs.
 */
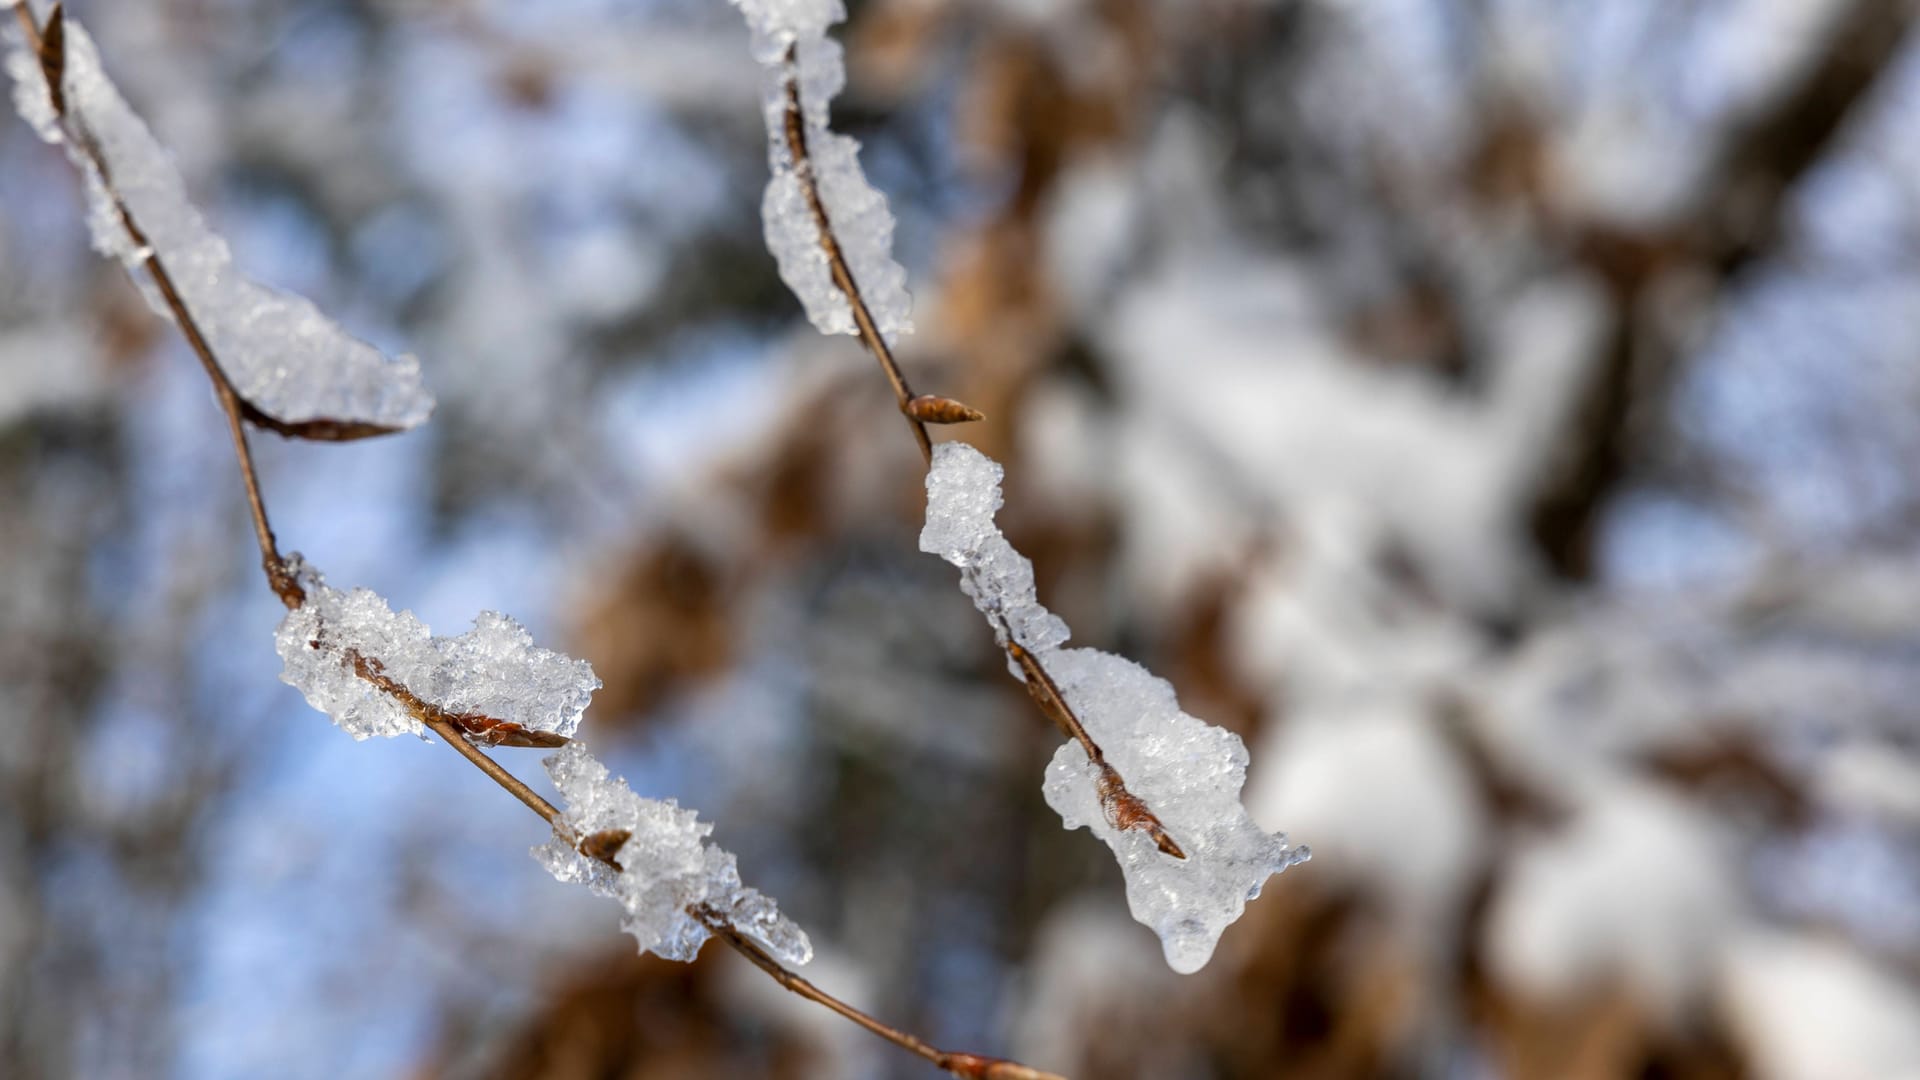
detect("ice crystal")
(921, 442), (1307, 973)
(534, 742), (813, 966)
(4, 18), (433, 431)
(731, 0), (914, 339)
(274, 559), (599, 742)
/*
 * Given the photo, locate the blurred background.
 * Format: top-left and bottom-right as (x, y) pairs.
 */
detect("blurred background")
(4, 0), (1920, 1077)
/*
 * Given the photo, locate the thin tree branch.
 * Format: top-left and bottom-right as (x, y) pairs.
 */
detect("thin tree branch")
(779, 52), (1183, 861)
(693, 907), (1065, 1080)
(421, 712), (1062, 1079)
(9, 2), (40, 52)
(13, 6), (1064, 1076)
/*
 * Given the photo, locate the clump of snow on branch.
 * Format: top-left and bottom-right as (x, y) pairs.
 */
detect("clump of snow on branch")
(274, 559), (599, 742)
(920, 441), (1307, 974)
(534, 741), (813, 966)
(4, 18), (433, 431)
(729, 0), (914, 339)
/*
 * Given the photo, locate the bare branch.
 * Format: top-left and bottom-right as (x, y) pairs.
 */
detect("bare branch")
(693, 907), (1068, 1080)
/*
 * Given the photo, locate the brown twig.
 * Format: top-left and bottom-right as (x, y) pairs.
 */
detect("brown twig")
(9, 1), (42, 52)
(694, 907), (1067, 1080)
(779, 52), (1181, 862)
(13, 6), (1064, 1076)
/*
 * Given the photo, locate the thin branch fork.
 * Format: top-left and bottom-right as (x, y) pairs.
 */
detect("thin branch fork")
(13, 5), (1064, 1076)
(778, 54), (1184, 862)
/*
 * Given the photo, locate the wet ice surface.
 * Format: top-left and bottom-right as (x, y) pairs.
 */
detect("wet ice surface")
(921, 442), (1307, 973)
(534, 742), (813, 966)
(274, 558), (599, 743)
(6, 18), (433, 431)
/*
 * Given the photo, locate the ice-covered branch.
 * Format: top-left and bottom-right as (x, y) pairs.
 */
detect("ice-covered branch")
(725, 0), (1304, 974)
(274, 559), (597, 747)
(4, 5), (433, 439)
(923, 442), (1308, 974)
(534, 742), (810, 964)
(733, 0), (939, 460)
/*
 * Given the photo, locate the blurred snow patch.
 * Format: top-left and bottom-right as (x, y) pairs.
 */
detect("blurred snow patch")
(0, 324), (106, 425)
(1721, 930), (1920, 1080)
(1249, 706), (1486, 936)
(1487, 782), (1741, 1013)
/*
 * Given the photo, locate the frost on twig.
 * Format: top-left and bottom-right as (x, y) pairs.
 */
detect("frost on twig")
(274, 559), (599, 745)
(922, 442), (1308, 974)
(4, 13), (433, 437)
(731, 0), (914, 340)
(534, 742), (813, 966)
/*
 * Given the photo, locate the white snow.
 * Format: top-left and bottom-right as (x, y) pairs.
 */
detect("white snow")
(533, 741), (813, 966)
(5, 17), (434, 432)
(1484, 781), (1741, 1014)
(1100, 254), (1604, 612)
(1249, 704), (1487, 939)
(920, 441), (1306, 974)
(273, 558), (600, 742)
(733, 2), (914, 340)
(1720, 930), (1920, 1080)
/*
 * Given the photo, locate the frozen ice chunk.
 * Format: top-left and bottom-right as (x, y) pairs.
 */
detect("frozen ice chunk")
(1040, 648), (1310, 973)
(534, 742), (813, 966)
(274, 559), (599, 742)
(732, 4), (914, 339)
(920, 442), (1071, 668)
(5, 18), (433, 432)
(732, 0), (846, 61)
(921, 442), (1307, 973)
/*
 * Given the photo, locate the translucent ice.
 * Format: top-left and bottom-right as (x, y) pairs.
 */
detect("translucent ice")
(731, 0), (846, 59)
(534, 742), (813, 966)
(731, 2), (914, 339)
(5, 18), (433, 432)
(921, 442), (1307, 973)
(274, 559), (599, 742)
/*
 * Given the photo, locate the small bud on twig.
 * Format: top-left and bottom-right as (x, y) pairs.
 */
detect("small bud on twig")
(577, 828), (631, 868)
(936, 1052), (1069, 1080)
(905, 394), (986, 424)
(1097, 763), (1187, 860)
